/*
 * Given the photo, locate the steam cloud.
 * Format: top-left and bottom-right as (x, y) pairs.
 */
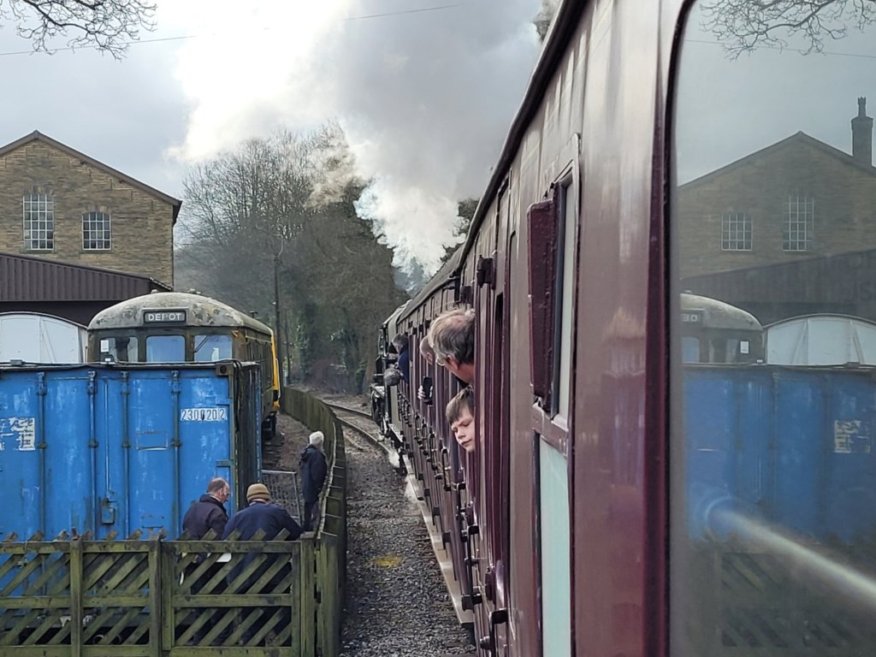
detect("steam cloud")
(169, 0), (542, 273)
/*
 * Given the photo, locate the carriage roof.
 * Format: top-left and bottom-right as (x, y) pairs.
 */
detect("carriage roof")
(88, 292), (272, 334)
(681, 293), (762, 332)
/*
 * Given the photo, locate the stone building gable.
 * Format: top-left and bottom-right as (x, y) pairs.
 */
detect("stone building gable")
(677, 132), (876, 279)
(0, 132), (180, 286)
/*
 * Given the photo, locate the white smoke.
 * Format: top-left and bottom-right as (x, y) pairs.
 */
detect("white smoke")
(166, 0), (541, 273)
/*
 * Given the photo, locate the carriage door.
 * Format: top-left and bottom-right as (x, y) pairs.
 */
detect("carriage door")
(475, 181), (512, 656)
(528, 142), (579, 657)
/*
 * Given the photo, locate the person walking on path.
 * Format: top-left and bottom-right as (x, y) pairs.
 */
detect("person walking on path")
(300, 431), (328, 531)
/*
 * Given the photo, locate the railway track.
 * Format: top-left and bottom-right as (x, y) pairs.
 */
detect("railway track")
(324, 401), (373, 420)
(326, 402), (401, 467)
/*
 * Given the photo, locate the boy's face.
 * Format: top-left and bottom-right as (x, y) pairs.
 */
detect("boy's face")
(451, 406), (475, 453)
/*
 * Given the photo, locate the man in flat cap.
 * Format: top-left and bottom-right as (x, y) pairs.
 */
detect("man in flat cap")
(222, 483), (300, 645)
(222, 483), (302, 541)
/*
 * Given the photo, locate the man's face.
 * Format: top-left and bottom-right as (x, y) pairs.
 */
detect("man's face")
(444, 357), (474, 384)
(451, 407), (476, 453)
(217, 486), (230, 503)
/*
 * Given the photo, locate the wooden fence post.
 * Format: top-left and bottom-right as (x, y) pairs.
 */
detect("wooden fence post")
(160, 541), (176, 649)
(300, 537), (316, 657)
(148, 537), (162, 657)
(70, 538), (83, 657)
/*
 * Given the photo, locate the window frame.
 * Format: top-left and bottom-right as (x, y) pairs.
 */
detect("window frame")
(22, 192), (55, 251)
(82, 210), (112, 251)
(720, 211), (752, 251)
(783, 195), (814, 252)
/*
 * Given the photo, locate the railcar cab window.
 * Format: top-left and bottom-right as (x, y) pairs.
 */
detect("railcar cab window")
(194, 334), (233, 362)
(146, 335), (185, 362)
(672, 2), (876, 656)
(99, 337), (138, 363)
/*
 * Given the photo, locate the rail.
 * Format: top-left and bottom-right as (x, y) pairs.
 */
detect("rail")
(323, 400), (373, 420)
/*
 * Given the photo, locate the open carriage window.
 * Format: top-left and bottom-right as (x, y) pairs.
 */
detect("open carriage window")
(671, 2), (876, 655)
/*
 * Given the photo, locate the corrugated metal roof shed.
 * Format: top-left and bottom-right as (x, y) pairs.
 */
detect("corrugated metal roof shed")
(0, 252), (170, 325)
(681, 247), (876, 325)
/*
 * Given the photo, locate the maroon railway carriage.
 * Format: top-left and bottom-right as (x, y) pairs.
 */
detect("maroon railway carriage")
(384, 0), (876, 655)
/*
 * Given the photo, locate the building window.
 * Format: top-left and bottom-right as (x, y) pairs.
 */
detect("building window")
(721, 212), (751, 251)
(784, 195), (814, 252)
(22, 193), (54, 250)
(82, 211), (111, 250)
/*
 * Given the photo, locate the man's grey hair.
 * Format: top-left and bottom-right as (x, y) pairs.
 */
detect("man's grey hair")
(428, 308), (475, 366)
(207, 477), (229, 494)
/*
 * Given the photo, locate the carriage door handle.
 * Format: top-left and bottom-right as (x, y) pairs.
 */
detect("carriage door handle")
(478, 608), (508, 652)
(440, 448), (451, 491)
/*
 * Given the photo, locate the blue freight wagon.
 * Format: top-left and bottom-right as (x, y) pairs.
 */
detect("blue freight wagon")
(0, 362), (262, 541)
(684, 364), (876, 543)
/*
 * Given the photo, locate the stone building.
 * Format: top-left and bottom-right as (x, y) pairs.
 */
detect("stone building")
(677, 99), (876, 281)
(0, 131), (180, 286)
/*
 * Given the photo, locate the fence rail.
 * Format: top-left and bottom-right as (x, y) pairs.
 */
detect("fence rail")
(0, 387), (347, 657)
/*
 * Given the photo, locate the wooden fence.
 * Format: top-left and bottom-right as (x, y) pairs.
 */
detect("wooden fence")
(0, 388), (347, 657)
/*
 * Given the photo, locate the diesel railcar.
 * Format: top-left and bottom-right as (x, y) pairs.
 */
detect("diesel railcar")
(385, 1), (876, 655)
(87, 292), (280, 438)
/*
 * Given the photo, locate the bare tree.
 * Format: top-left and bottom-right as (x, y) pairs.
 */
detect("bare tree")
(178, 125), (406, 392)
(4, 0), (156, 57)
(701, 0), (876, 57)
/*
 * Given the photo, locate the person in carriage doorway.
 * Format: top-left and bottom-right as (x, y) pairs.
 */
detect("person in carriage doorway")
(393, 334), (410, 382)
(300, 431), (328, 531)
(428, 308), (475, 385)
(182, 477), (230, 539)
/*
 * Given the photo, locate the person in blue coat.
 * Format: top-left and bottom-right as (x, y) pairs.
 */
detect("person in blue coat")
(222, 483), (301, 645)
(299, 431), (328, 531)
(222, 483), (302, 540)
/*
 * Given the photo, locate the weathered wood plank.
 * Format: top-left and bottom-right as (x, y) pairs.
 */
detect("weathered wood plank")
(299, 538), (315, 657)
(174, 593), (292, 608)
(70, 539), (83, 657)
(148, 537), (160, 657)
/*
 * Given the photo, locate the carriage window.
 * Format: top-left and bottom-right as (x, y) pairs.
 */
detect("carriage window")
(554, 178), (577, 420)
(145, 335), (185, 362)
(99, 337), (139, 363)
(672, 2), (876, 655)
(193, 334), (232, 362)
(538, 437), (571, 655)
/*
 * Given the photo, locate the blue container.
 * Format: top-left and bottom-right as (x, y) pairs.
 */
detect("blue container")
(0, 363), (261, 541)
(684, 365), (876, 543)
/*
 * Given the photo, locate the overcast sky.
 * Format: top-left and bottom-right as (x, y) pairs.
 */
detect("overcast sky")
(676, 5), (876, 183)
(0, 0), (544, 273)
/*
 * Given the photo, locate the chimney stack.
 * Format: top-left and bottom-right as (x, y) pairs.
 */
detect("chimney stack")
(851, 97), (873, 166)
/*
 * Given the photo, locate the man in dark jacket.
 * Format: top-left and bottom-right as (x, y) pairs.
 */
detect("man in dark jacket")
(183, 477), (230, 538)
(222, 483), (302, 540)
(299, 431), (328, 531)
(181, 477), (230, 644)
(222, 483), (301, 646)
